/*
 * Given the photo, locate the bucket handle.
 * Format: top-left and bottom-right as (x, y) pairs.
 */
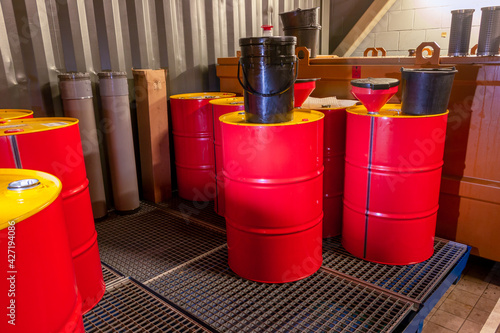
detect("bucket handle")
(237, 57), (299, 97)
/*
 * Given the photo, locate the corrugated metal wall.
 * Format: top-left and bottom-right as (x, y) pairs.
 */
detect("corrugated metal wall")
(0, 0), (322, 117)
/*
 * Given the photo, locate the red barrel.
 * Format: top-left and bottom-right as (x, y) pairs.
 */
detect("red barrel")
(171, 92), (235, 201)
(209, 97), (244, 216)
(343, 104), (448, 265)
(312, 101), (356, 238)
(0, 169), (84, 332)
(221, 110), (324, 283)
(0, 109), (33, 121)
(0, 118), (104, 312)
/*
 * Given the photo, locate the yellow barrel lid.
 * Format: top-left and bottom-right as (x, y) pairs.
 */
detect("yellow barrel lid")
(209, 97), (244, 106)
(170, 92), (236, 100)
(0, 168), (62, 229)
(0, 117), (78, 136)
(0, 109), (34, 120)
(346, 104), (449, 118)
(220, 109), (324, 126)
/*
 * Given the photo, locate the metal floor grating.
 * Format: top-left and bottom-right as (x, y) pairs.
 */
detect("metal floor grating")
(155, 195), (226, 231)
(145, 246), (413, 333)
(322, 236), (468, 301)
(101, 264), (124, 285)
(95, 202), (227, 282)
(83, 278), (210, 332)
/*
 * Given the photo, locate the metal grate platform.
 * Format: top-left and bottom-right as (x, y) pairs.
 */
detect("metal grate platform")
(95, 202), (227, 282)
(101, 264), (123, 285)
(83, 278), (210, 332)
(322, 236), (468, 301)
(155, 195), (226, 231)
(146, 247), (413, 333)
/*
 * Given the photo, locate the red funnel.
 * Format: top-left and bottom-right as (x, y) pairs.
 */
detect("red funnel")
(294, 78), (320, 107)
(350, 78), (399, 113)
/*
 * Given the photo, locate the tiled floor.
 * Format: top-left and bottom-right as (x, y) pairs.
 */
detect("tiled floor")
(423, 255), (500, 333)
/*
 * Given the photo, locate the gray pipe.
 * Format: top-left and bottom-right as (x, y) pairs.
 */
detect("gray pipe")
(98, 71), (140, 212)
(59, 72), (107, 219)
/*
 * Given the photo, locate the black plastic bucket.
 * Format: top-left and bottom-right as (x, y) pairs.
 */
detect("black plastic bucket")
(283, 26), (321, 58)
(280, 7), (320, 28)
(239, 37), (297, 124)
(400, 67), (457, 115)
(280, 7), (321, 58)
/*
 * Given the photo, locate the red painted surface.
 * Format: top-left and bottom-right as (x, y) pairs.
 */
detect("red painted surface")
(0, 120), (104, 313)
(317, 107), (348, 238)
(342, 105), (448, 265)
(351, 85), (398, 113)
(211, 98), (244, 216)
(221, 111), (324, 283)
(352, 66), (361, 79)
(294, 80), (316, 107)
(171, 93), (234, 200)
(0, 195), (84, 332)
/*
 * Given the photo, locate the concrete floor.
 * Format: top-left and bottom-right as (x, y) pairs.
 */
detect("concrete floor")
(423, 255), (500, 333)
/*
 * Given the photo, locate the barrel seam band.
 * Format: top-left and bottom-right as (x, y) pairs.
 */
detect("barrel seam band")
(8, 136), (22, 168)
(364, 117), (375, 259)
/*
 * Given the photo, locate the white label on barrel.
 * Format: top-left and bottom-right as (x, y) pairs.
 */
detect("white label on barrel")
(41, 122), (69, 127)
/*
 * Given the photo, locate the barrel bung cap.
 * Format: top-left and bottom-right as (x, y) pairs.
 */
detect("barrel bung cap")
(0, 169), (62, 229)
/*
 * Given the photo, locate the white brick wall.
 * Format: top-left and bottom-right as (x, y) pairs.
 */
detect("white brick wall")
(351, 0), (499, 57)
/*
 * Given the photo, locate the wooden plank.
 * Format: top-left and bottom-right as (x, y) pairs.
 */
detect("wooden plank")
(332, 0), (396, 57)
(132, 69), (172, 203)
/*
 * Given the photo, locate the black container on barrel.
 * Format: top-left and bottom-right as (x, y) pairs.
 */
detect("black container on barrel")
(478, 6), (500, 56)
(280, 7), (321, 58)
(400, 67), (457, 115)
(448, 9), (475, 57)
(239, 36), (297, 124)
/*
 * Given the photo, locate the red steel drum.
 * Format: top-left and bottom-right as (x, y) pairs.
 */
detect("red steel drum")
(209, 97), (244, 216)
(221, 110), (324, 283)
(343, 104), (448, 265)
(313, 102), (356, 238)
(0, 118), (104, 313)
(171, 92), (235, 201)
(0, 169), (84, 332)
(0, 109), (33, 121)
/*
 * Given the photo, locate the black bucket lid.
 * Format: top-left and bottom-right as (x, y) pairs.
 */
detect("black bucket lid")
(239, 36), (296, 46)
(351, 78), (399, 90)
(401, 67), (457, 74)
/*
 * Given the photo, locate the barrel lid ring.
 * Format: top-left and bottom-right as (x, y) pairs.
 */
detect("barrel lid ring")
(8, 178), (41, 191)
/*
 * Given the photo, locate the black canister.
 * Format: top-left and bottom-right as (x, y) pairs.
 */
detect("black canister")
(239, 36), (297, 123)
(400, 67), (457, 115)
(280, 7), (321, 58)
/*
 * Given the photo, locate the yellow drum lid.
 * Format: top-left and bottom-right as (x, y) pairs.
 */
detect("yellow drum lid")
(0, 169), (62, 229)
(220, 109), (324, 126)
(170, 92), (236, 100)
(209, 97), (244, 106)
(0, 117), (78, 136)
(346, 104), (448, 118)
(0, 109), (33, 120)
